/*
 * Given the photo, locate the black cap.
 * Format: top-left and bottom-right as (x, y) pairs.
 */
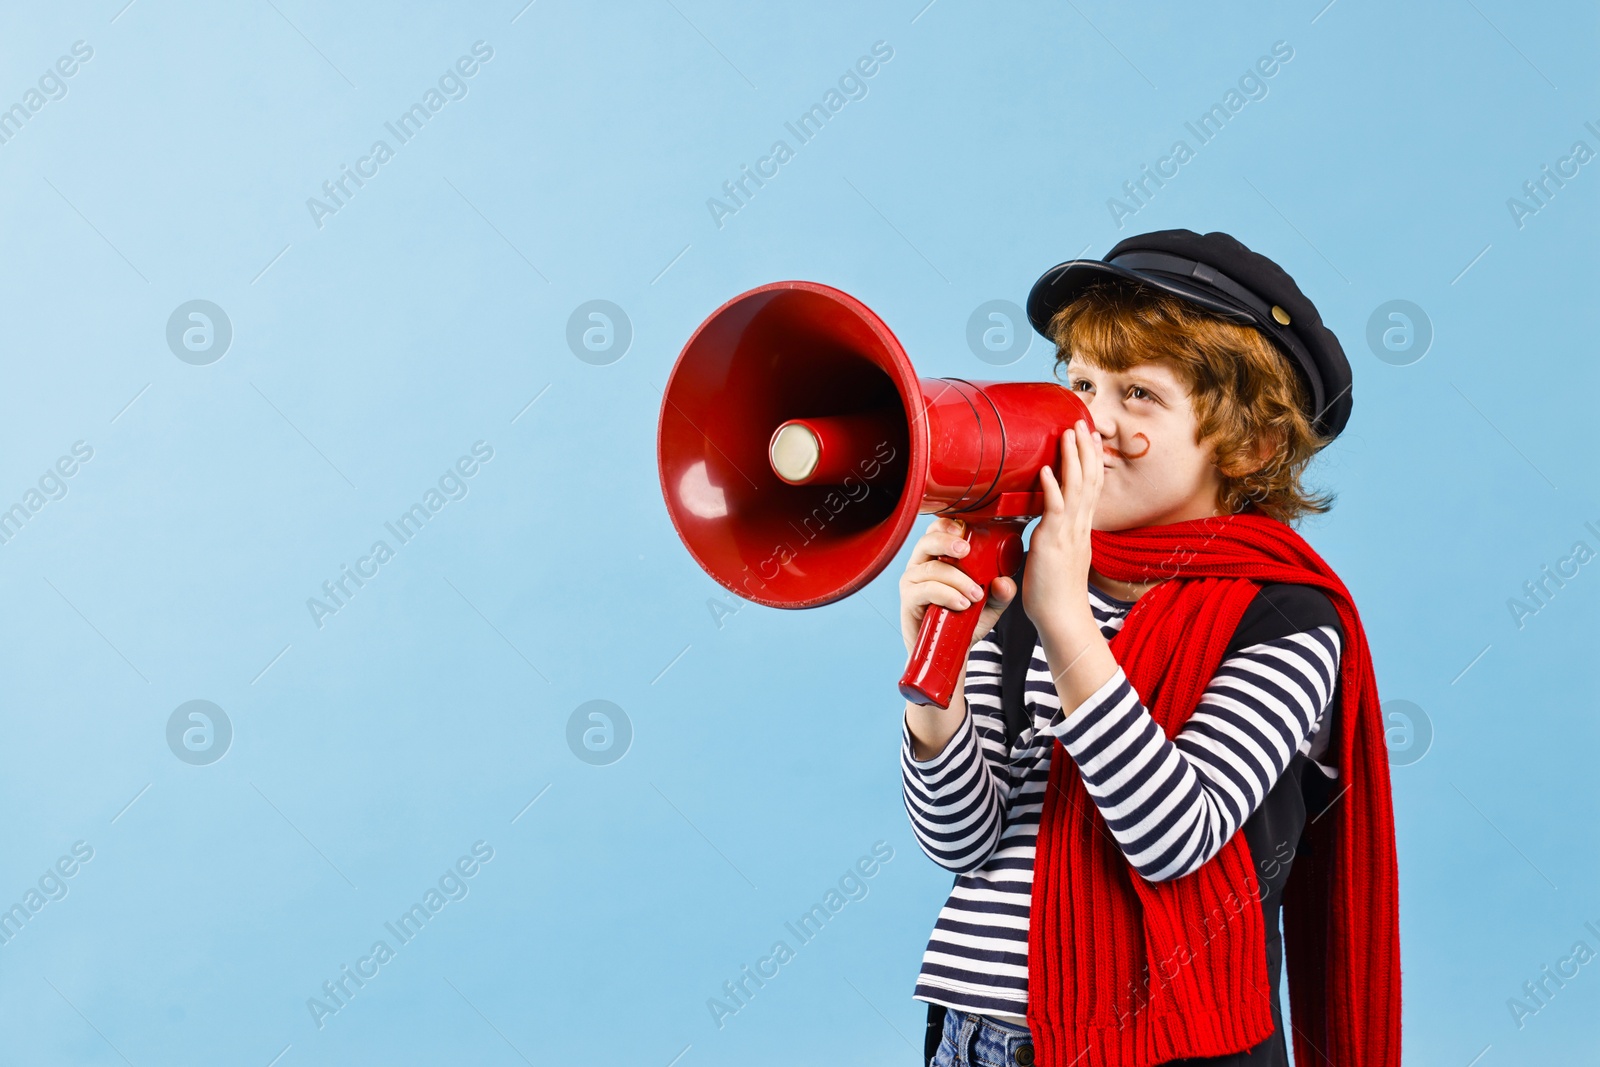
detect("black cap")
(1026, 229), (1352, 443)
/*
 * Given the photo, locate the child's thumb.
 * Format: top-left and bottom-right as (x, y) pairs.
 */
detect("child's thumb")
(988, 575), (1017, 606)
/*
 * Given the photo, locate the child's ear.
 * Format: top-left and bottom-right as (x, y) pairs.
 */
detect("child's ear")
(1242, 429), (1284, 475)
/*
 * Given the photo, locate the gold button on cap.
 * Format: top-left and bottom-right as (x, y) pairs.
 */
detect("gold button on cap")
(1271, 305), (1291, 325)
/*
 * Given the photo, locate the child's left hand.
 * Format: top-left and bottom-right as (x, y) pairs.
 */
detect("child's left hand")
(1023, 419), (1105, 639)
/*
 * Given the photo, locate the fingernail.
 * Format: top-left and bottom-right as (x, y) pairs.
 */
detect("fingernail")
(969, 586), (984, 600)
(955, 597), (970, 609)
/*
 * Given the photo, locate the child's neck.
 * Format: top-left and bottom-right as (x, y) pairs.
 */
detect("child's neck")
(1090, 496), (1232, 603)
(1088, 565), (1162, 603)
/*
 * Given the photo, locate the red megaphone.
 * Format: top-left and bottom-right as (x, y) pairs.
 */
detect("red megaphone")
(656, 280), (1094, 709)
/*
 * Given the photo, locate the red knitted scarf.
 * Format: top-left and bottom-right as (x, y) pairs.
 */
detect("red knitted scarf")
(1024, 511), (1401, 1067)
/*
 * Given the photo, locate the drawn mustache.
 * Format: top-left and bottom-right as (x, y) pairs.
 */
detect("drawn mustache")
(1103, 432), (1150, 460)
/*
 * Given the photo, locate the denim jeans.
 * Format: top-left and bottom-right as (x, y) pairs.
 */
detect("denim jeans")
(929, 1008), (1036, 1067)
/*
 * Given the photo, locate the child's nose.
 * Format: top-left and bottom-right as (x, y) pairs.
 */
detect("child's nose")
(1081, 394), (1112, 438)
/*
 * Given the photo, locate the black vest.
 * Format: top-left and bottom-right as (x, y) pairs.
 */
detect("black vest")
(921, 553), (1344, 1066)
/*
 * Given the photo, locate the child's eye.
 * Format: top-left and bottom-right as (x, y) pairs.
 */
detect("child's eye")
(1128, 386), (1153, 401)
(1071, 378), (1093, 392)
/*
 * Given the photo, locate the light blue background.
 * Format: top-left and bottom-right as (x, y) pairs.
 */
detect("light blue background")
(0, 1), (1595, 1064)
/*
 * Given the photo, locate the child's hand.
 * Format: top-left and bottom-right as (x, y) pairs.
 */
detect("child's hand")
(1023, 420), (1104, 639)
(898, 516), (1018, 657)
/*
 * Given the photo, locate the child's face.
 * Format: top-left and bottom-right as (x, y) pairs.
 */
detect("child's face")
(1062, 353), (1226, 531)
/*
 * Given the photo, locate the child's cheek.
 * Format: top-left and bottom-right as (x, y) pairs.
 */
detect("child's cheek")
(1122, 432), (1151, 459)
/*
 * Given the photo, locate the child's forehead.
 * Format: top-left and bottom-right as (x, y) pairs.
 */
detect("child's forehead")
(1065, 351), (1184, 382)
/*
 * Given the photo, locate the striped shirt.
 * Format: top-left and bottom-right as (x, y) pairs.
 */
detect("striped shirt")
(901, 582), (1343, 1019)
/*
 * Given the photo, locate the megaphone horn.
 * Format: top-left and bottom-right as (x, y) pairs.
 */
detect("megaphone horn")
(657, 281), (1093, 709)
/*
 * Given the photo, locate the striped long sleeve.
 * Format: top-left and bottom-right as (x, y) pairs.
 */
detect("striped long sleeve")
(900, 635), (1010, 874)
(1049, 625), (1343, 882)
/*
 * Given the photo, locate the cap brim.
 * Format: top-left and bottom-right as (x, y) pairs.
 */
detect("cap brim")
(1026, 259), (1260, 340)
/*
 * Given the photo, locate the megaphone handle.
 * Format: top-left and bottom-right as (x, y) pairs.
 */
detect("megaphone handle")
(898, 522), (1024, 708)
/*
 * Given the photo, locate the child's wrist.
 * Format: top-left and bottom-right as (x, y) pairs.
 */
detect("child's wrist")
(904, 692), (967, 762)
(1034, 601), (1097, 648)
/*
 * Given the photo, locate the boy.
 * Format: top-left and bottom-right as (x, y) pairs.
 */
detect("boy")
(899, 230), (1400, 1067)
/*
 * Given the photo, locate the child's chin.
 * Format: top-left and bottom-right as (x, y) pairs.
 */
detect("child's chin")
(1093, 497), (1131, 529)
(1093, 509), (1140, 532)
(1095, 499), (1167, 531)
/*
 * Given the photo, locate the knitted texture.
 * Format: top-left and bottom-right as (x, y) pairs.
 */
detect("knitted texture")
(1024, 510), (1401, 1067)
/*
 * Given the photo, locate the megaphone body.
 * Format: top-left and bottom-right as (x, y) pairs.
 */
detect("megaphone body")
(657, 281), (1095, 708)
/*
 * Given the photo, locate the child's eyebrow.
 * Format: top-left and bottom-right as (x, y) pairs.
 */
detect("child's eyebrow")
(1067, 364), (1168, 389)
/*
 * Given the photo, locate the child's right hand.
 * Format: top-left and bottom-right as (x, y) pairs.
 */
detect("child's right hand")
(898, 516), (1018, 657)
